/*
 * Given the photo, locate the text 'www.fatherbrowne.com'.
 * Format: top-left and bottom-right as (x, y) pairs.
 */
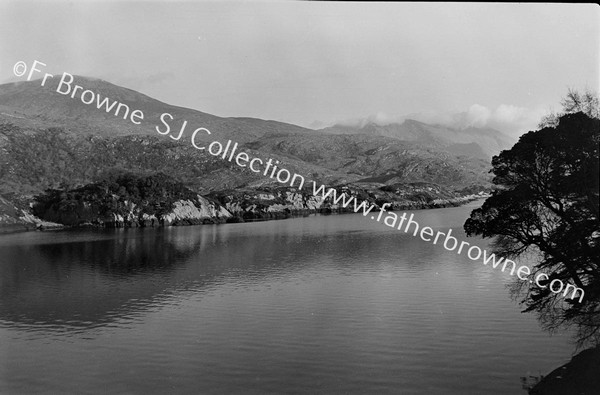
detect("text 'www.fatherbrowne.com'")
(13, 60), (585, 304)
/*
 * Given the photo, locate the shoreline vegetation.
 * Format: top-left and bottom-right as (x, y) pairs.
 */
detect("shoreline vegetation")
(0, 171), (488, 234)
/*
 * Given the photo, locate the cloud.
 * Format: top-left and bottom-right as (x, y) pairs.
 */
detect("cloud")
(447, 104), (548, 137)
(326, 104), (548, 137)
(464, 104), (492, 128)
(488, 104), (547, 134)
(333, 111), (405, 128)
(475, 104), (547, 136)
(364, 111), (408, 126)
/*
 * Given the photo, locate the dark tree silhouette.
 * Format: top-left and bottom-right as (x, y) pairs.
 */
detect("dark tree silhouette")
(464, 111), (600, 347)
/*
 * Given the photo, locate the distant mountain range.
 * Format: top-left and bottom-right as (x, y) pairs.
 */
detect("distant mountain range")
(319, 119), (514, 160)
(0, 76), (514, 230)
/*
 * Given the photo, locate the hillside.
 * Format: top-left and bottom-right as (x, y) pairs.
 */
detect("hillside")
(320, 119), (514, 159)
(244, 133), (491, 187)
(0, 76), (315, 143)
(0, 124), (356, 195)
(0, 76), (501, 230)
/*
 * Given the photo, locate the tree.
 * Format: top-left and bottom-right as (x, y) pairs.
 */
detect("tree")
(464, 111), (600, 348)
(539, 88), (599, 128)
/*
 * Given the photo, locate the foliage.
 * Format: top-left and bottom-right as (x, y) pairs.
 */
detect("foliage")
(0, 123), (237, 196)
(33, 171), (198, 225)
(464, 112), (600, 347)
(539, 88), (599, 128)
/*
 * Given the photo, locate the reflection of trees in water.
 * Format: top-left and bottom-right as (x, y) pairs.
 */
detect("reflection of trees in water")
(0, 228), (213, 331)
(34, 228), (204, 275)
(465, 111), (600, 349)
(0, 224), (318, 331)
(0, 215), (457, 333)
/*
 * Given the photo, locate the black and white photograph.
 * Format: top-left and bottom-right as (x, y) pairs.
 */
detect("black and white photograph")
(0, 2), (598, 394)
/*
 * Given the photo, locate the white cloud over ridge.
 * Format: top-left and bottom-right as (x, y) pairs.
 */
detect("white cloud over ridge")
(462, 104), (547, 135)
(330, 104), (548, 138)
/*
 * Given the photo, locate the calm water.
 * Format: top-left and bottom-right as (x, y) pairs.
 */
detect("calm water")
(0, 201), (574, 394)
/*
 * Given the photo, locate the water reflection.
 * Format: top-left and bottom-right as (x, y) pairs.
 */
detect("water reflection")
(0, 218), (390, 331)
(0, 205), (576, 394)
(0, 207), (505, 333)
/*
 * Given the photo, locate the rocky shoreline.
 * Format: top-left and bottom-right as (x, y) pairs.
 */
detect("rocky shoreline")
(0, 183), (486, 234)
(208, 183), (486, 223)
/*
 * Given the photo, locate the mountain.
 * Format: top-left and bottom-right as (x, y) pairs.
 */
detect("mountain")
(319, 119), (514, 159)
(0, 123), (361, 198)
(0, 76), (500, 230)
(0, 76), (315, 143)
(243, 133), (491, 186)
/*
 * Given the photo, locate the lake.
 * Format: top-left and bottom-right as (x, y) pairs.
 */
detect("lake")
(0, 201), (574, 394)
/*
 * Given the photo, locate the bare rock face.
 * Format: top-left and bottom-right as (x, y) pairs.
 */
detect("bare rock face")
(0, 195), (63, 232)
(209, 188), (325, 222)
(30, 195), (232, 229)
(162, 196), (231, 226)
(75, 195), (232, 228)
(208, 182), (489, 223)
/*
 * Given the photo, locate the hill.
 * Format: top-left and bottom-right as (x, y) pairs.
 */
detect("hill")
(320, 119), (514, 159)
(0, 76), (315, 143)
(0, 75), (501, 229)
(244, 133), (491, 187)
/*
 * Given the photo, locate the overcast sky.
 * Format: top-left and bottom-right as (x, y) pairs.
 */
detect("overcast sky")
(1, 2), (598, 137)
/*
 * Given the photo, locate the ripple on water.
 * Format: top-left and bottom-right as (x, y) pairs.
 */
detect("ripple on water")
(0, 209), (575, 394)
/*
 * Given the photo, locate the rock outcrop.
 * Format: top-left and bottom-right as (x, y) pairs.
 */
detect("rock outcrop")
(0, 195), (63, 233)
(162, 196), (231, 226)
(208, 182), (488, 223)
(33, 194), (231, 228)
